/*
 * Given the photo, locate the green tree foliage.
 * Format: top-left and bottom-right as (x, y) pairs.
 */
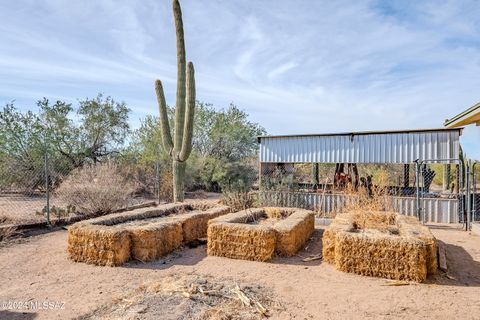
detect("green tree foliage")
(77, 94), (130, 164)
(0, 94), (130, 190)
(132, 102), (265, 192)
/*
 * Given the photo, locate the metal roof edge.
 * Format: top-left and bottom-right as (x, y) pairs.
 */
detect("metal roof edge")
(444, 102), (480, 127)
(257, 127), (463, 142)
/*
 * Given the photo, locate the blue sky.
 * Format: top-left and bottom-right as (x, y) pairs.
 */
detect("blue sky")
(1, 0), (479, 158)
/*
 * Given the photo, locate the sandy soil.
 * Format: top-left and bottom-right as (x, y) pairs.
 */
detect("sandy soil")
(0, 223), (479, 320)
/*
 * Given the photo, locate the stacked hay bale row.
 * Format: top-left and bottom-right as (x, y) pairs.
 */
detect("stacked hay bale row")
(275, 209), (315, 256)
(67, 225), (131, 266)
(207, 207), (315, 262)
(129, 217), (184, 262)
(334, 230), (428, 282)
(322, 211), (437, 282)
(207, 208), (276, 261)
(208, 223), (277, 261)
(68, 203), (230, 266)
(396, 215), (438, 274)
(129, 206), (230, 262)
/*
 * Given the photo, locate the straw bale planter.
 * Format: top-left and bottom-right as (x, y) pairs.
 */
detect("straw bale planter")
(323, 211), (437, 282)
(68, 202), (230, 266)
(207, 207), (315, 262)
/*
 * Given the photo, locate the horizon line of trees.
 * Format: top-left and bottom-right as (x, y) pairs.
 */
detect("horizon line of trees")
(0, 94), (266, 194)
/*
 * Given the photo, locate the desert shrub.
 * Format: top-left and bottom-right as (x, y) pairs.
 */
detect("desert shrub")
(221, 190), (256, 211)
(342, 170), (396, 214)
(56, 163), (135, 216)
(200, 158), (256, 192)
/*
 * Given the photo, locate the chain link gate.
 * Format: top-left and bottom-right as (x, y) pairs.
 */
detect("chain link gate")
(415, 159), (464, 225)
(468, 161), (479, 226)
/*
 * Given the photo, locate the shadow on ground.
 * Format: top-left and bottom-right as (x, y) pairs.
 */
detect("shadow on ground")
(427, 240), (480, 287)
(124, 228), (325, 270)
(0, 311), (37, 320)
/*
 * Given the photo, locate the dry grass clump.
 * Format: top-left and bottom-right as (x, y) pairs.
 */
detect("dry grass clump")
(221, 190), (256, 212)
(208, 207), (314, 261)
(68, 202), (230, 266)
(264, 207), (291, 220)
(79, 273), (276, 320)
(57, 163), (135, 216)
(322, 211), (437, 282)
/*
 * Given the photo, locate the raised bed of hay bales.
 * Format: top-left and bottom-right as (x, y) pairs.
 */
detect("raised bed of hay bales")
(207, 207), (315, 262)
(68, 202), (230, 266)
(323, 211), (437, 282)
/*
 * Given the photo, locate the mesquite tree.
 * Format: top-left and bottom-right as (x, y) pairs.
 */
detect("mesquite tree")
(155, 0), (195, 202)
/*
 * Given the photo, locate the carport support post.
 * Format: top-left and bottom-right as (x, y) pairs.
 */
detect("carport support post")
(415, 160), (422, 222)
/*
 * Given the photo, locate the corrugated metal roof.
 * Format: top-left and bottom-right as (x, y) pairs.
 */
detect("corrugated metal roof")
(259, 128), (461, 164)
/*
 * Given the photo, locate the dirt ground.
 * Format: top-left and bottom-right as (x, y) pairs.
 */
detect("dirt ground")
(0, 192), (218, 226)
(0, 223), (479, 320)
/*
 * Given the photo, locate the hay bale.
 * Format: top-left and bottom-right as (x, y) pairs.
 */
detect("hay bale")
(208, 207), (314, 261)
(275, 210), (315, 256)
(322, 216), (350, 264)
(210, 208), (265, 224)
(67, 202), (231, 266)
(67, 225), (131, 266)
(323, 211), (437, 282)
(128, 218), (184, 262)
(207, 222), (276, 262)
(89, 203), (190, 226)
(181, 206), (230, 243)
(348, 211), (396, 230)
(334, 231), (428, 282)
(397, 215), (437, 275)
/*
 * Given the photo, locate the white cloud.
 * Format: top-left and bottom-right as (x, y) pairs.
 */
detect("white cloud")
(0, 0), (479, 158)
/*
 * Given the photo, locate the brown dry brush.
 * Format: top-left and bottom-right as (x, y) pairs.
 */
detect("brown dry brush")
(56, 163), (135, 216)
(221, 190), (256, 212)
(159, 169), (174, 202)
(328, 170), (396, 217)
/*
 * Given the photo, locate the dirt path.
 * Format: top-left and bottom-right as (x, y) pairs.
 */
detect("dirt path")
(0, 224), (479, 320)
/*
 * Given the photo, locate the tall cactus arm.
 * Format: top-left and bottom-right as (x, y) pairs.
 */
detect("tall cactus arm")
(173, 0), (186, 154)
(155, 80), (174, 154)
(179, 62), (195, 162)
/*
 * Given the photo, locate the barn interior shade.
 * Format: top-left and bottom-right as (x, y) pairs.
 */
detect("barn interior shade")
(258, 129), (461, 164)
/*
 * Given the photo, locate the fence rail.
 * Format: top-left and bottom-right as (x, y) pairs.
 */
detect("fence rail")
(259, 191), (459, 223)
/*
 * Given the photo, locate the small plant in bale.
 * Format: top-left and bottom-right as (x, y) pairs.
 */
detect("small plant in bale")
(155, 0), (195, 202)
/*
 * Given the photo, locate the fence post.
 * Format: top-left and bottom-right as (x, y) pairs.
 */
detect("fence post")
(156, 163), (161, 204)
(466, 160), (471, 231)
(473, 162), (478, 223)
(44, 151), (50, 226)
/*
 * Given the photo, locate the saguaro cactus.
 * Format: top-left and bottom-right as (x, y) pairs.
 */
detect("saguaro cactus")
(155, 0), (195, 202)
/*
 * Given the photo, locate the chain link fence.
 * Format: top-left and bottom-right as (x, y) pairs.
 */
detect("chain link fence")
(474, 162), (480, 223)
(0, 151), (163, 226)
(258, 161), (464, 223)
